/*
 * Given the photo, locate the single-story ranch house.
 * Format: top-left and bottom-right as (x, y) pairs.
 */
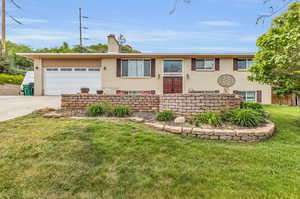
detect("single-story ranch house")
(18, 34), (272, 104)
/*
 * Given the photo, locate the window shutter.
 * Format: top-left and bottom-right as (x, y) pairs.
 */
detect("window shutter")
(215, 58), (220, 71)
(191, 58), (196, 71)
(151, 59), (156, 77)
(257, 90), (262, 102)
(116, 59), (121, 77)
(233, 58), (238, 71)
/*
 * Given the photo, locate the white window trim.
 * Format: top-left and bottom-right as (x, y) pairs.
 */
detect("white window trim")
(120, 59), (152, 78)
(162, 59), (184, 75)
(239, 91), (257, 102)
(195, 58), (216, 71)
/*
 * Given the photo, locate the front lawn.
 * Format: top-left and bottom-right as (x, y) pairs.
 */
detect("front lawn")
(0, 106), (300, 198)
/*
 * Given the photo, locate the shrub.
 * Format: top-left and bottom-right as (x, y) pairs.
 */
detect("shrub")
(86, 104), (104, 117)
(240, 101), (263, 110)
(193, 112), (223, 127)
(113, 106), (131, 117)
(156, 110), (175, 121)
(228, 108), (265, 127)
(102, 102), (115, 117)
(0, 74), (24, 85)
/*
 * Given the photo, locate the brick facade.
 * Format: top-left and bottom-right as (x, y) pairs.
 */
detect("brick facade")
(61, 93), (241, 117)
(160, 94), (241, 118)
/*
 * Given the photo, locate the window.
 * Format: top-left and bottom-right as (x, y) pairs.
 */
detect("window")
(164, 60), (183, 73)
(196, 59), (215, 70)
(74, 68), (87, 71)
(46, 68), (58, 71)
(60, 68), (72, 72)
(237, 59), (253, 70)
(238, 91), (256, 102)
(88, 68), (100, 71)
(121, 59), (151, 77)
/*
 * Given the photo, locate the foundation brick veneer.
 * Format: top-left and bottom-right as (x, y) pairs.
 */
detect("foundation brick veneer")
(61, 93), (241, 117)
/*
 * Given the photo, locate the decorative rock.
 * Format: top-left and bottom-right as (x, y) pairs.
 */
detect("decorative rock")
(165, 125), (182, 134)
(43, 112), (63, 118)
(129, 117), (144, 123)
(174, 116), (186, 124)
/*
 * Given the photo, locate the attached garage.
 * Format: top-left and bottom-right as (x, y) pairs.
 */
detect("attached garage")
(43, 67), (101, 95)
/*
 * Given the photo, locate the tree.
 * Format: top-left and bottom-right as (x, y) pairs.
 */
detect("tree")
(0, 56), (10, 74)
(248, 2), (300, 95)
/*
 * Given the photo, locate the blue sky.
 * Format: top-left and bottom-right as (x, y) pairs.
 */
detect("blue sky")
(3, 0), (276, 53)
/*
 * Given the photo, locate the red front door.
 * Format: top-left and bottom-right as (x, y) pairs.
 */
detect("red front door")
(163, 77), (183, 94)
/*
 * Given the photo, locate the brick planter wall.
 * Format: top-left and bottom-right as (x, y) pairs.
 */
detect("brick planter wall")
(0, 84), (20, 96)
(61, 94), (160, 114)
(61, 93), (241, 117)
(160, 94), (241, 118)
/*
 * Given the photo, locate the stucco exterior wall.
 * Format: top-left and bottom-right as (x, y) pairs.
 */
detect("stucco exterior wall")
(35, 57), (272, 104)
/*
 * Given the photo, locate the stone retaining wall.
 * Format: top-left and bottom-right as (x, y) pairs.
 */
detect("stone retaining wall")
(61, 94), (160, 113)
(61, 93), (241, 117)
(0, 84), (20, 96)
(160, 94), (241, 118)
(145, 121), (275, 142)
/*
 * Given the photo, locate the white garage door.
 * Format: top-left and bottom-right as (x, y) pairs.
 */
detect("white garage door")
(44, 67), (101, 95)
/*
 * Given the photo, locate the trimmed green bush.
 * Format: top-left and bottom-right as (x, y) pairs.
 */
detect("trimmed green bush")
(102, 102), (115, 117)
(113, 106), (131, 117)
(0, 74), (24, 85)
(156, 110), (175, 121)
(194, 112), (223, 127)
(228, 108), (265, 127)
(86, 104), (104, 117)
(240, 101), (263, 110)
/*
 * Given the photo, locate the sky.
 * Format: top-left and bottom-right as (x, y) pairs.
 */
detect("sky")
(2, 0), (279, 53)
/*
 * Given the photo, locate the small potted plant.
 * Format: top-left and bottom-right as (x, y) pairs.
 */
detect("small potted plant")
(97, 89), (104, 95)
(80, 87), (90, 94)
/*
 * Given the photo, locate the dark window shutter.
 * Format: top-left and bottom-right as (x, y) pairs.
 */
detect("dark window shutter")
(191, 58), (196, 71)
(116, 59), (121, 77)
(151, 59), (156, 77)
(215, 58), (220, 71)
(257, 90), (262, 102)
(233, 58), (238, 71)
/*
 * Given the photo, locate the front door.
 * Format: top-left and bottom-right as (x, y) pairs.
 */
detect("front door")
(163, 77), (183, 94)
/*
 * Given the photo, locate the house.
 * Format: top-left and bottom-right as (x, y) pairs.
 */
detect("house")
(18, 34), (272, 104)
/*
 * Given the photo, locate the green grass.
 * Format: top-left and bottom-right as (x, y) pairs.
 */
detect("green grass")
(0, 105), (300, 199)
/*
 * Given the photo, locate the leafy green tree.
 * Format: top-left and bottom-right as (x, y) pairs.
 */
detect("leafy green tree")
(248, 2), (300, 95)
(0, 56), (10, 74)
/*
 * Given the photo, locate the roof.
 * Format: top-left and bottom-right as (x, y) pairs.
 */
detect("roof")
(17, 52), (255, 60)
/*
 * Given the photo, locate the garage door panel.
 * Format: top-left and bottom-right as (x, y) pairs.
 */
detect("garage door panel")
(44, 67), (101, 95)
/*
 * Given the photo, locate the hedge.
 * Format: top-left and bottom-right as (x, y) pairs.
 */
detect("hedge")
(0, 74), (24, 85)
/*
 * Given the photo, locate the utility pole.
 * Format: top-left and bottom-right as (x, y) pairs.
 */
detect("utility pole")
(2, 0), (6, 55)
(79, 8), (88, 53)
(79, 8), (83, 52)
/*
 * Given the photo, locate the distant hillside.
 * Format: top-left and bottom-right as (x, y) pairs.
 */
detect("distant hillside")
(0, 41), (140, 76)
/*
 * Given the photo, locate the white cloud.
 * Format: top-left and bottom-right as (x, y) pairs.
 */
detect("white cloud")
(198, 20), (239, 26)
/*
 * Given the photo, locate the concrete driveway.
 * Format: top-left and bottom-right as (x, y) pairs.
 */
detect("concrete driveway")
(0, 96), (61, 122)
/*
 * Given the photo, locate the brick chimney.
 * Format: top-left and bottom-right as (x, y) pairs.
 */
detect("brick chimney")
(107, 34), (120, 53)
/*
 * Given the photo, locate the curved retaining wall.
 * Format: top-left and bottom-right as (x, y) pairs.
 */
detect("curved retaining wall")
(145, 121), (275, 142)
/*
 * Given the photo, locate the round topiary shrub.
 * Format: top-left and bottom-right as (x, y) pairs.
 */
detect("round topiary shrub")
(86, 104), (104, 117)
(228, 108), (265, 127)
(156, 110), (175, 121)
